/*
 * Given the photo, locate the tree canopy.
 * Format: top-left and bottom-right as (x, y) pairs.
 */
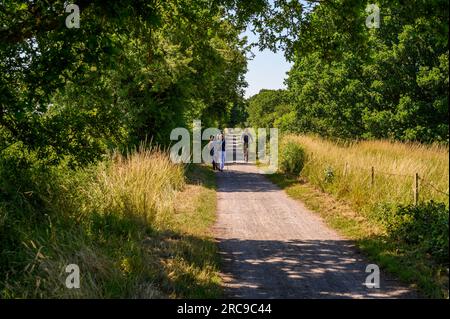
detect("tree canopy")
(1, 0), (448, 170)
(1, 0), (257, 166)
(246, 0), (449, 144)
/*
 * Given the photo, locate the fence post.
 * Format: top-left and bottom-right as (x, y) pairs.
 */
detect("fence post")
(344, 162), (348, 176)
(414, 173), (419, 205)
(371, 166), (375, 187)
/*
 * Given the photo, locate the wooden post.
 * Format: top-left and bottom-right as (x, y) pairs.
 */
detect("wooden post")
(414, 173), (419, 205)
(371, 166), (375, 187)
(343, 162), (348, 177)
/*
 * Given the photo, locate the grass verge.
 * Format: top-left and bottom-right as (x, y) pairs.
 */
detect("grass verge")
(0, 149), (220, 298)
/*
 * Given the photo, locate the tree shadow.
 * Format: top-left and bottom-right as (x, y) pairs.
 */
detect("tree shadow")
(142, 229), (223, 298)
(217, 238), (418, 299)
(216, 167), (281, 193)
(184, 164), (217, 190)
(214, 166), (422, 298)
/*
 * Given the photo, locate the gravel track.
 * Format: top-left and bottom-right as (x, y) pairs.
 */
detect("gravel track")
(214, 163), (417, 299)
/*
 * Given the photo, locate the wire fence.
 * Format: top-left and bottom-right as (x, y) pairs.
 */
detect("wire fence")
(341, 162), (413, 178)
(322, 160), (449, 205)
(419, 177), (450, 197)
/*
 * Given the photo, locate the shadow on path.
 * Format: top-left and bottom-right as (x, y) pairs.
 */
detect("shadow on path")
(218, 238), (415, 299)
(214, 164), (417, 299)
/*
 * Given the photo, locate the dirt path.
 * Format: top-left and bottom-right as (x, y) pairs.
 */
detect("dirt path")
(214, 163), (417, 299)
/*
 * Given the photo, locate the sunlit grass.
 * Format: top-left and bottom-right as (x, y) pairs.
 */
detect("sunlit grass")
(284, 134), (449, 214)
(0, 148), (220, 298)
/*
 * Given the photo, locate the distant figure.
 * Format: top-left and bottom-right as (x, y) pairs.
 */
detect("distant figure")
(241, 129), (253, 162)
(213, 134), (221, 171)
(218, 133), (226, 171)
(208, 135), (217, 170)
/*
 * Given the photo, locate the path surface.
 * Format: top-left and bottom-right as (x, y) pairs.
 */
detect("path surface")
(214, 162), (417, 299)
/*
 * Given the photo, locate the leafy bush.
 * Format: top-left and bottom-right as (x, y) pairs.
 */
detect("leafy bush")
(279, 141), (307, 176)
(274, 111), (298, 132)
(377, 201), (449, 264)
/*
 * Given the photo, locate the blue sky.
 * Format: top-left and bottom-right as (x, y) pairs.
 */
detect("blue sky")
(241, 27), (293, 99)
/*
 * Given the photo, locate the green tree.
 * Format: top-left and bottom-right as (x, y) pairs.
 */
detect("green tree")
(1, 0), (250, 166)
(283, 0), (449, 143)
(247, 89), (291, 129)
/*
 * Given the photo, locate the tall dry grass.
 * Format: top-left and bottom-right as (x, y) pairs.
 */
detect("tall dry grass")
(88, 148), (185, 225)
(1, 147), (220, 298)
(284, 134), (449, 214)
